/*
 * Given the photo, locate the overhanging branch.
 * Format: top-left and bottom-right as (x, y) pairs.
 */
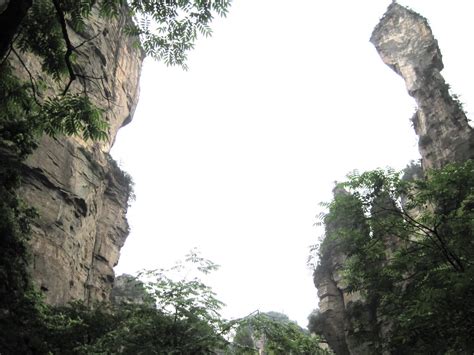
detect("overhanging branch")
(51, 0), (76, 95)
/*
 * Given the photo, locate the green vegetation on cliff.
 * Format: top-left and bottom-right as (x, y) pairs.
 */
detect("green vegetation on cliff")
(312, 160), (474, 353)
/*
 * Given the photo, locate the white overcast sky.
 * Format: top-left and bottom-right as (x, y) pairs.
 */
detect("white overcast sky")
(112, 0), (474, 327)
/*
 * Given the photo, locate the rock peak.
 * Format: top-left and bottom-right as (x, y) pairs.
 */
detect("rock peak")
(371, 3), (474, 169)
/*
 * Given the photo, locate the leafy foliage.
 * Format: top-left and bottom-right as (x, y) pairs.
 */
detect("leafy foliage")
(124, 0), (232, 69)
(3, 252), (230, 354)
(17, 0), (68, 80)
(14, 0), (232, 74)
(36, 94), (107, 140)
(1, 61), (109, 144)
(314, 161), (474, 353)
(232, 311), (329, 355)
(0, 63), (38, 157)
(0, 251), (329, 354)
(307, 310), (324, 337)
(0, 62), (45, 354)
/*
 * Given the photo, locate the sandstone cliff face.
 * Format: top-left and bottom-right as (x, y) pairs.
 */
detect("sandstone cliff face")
(15, 6), (143, 304)
(314, 3), (473, 354)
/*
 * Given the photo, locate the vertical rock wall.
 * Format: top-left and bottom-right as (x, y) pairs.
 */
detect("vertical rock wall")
(16, 6), (143, 304)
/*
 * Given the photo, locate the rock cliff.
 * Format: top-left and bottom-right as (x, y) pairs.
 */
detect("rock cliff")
(15, 6), (143, 304)
(314, 3), (474, 354)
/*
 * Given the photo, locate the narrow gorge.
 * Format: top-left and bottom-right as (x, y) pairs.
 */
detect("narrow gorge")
(1, 1), (473, 354)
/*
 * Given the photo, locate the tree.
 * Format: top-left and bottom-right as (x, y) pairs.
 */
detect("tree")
(314, 160), (474, 353)
(231, 311), (329, 355)
(0, 251), (230, 354)
(2, 0), (232, 69)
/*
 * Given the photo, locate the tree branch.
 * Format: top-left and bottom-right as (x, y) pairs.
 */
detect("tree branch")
(49, 5), (111, 105)
(365, 199), (465, 272)
(51, 0), (76, 95)
(11, 45), (39, 105)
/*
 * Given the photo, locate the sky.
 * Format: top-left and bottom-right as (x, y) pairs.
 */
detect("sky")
(111, 0), (474, 327)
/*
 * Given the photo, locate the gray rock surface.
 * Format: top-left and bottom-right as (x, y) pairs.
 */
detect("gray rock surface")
(16, 5), (143, 305)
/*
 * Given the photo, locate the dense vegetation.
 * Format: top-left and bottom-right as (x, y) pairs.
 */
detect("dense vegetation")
(312, 160), (474, 353)
(232, 311), (328, 354)
(1, 250), (328, 354)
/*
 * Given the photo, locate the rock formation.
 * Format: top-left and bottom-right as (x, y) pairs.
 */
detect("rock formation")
(313, 188), (372, 355)
(111, 274), (154, 306)
(15, 6), (143, 304)
(371, 3), (474, 170)
(313, 229), (350, 355)
(314, 3), (474, 354)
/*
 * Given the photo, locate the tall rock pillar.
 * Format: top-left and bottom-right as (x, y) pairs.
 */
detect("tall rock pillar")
(370, 3), (474, 170)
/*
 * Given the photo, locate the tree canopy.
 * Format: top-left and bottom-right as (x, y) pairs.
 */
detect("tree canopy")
(1, 251), (329, 354)
(231, 311), (329, 355)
